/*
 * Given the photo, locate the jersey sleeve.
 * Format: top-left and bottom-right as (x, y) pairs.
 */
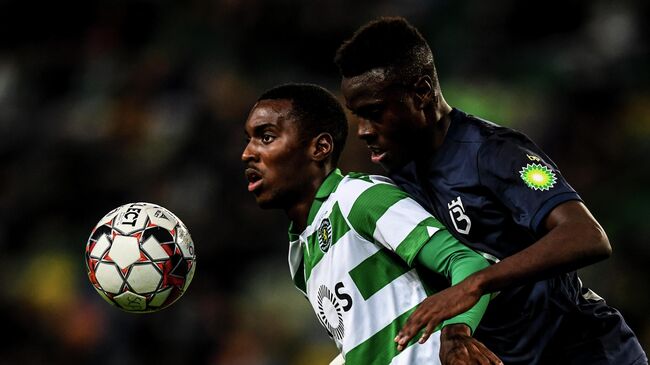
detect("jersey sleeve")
(477, 133), (582, 234)
(415, 232), (491, 333)
(343, 180), (447, 266)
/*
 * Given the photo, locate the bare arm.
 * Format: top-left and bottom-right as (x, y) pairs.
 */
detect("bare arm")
(469, 200), (610, 295)
(395, 200), (611, 347)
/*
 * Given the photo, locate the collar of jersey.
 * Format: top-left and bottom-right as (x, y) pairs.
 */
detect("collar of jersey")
(288, 168), (344, 240)
(315, 168), (344, 199)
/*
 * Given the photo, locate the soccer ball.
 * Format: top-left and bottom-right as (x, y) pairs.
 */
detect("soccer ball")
(85, 202), (196, 313)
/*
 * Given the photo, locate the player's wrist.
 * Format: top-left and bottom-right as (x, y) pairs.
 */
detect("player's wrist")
(441, 323), (471, 338)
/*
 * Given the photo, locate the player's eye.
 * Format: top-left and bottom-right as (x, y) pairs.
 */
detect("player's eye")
(357, 106), (383, 121)
(261, 133), (276, 144)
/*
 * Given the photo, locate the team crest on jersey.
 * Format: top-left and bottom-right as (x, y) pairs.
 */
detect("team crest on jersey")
(317, 218), (333, 252)
(520, 163), (557, 191)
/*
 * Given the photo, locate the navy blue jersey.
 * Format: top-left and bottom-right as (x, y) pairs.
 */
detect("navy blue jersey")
(391, 109), (580, 260)
(390, 108), (647, 365)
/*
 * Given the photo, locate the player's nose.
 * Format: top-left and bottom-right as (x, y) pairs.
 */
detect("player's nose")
(241, 142), (258, 163)
(357, 118), (376, 142)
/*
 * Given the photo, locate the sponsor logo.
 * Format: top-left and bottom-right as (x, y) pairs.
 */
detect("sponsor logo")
(314, 282), (352, 341)
(317, 284), (345, 340)
(526, 154), (542, 162)
(520, 163), (557, 191)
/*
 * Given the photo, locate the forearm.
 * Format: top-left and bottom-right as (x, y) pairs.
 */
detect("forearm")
(470, 207), (611, 296)
(441, 288), (489, 333)
(416, 231), (491, 332)
(439, 248), (490, 333)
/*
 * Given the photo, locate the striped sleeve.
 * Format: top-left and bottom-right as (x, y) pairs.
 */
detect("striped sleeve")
(338, 178), (445, 266)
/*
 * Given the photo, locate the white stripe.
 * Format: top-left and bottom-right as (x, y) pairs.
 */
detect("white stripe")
(389, 331), (441, 365)
(341, 268), (430, 353)
(335, 177), (376, 218)
(306, 231), (379, 291)
(306, 232), (379, 351)
(299, 174), (441, 361)
(329, 354), (345, 365)
(288, 239), (302, 279)
(373, 197), (433, 251)
(308, 231), (431, 353)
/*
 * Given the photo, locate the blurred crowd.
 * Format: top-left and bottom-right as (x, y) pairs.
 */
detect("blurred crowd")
(0, 0), (648, 364)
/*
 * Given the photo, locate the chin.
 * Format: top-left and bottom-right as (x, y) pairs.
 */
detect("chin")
(255, 197), (272, 209)
(255, 195), (280, 210)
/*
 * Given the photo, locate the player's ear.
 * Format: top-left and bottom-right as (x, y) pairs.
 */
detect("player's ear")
(413, 75), (435, 109)
(312, 133), (334, 162)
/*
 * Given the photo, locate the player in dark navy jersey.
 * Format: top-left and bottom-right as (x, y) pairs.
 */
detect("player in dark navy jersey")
(335, 16), (647, 365)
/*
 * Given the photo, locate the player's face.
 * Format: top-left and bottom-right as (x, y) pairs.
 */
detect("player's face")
(341, 69), (427, 172)
(242, 99), (311, 209)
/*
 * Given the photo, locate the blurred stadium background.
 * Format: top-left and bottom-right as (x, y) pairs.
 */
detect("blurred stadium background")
(0, 0), (648, 364)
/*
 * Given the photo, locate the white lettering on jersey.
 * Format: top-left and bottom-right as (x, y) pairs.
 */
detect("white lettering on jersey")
(447, 196), (471, 235)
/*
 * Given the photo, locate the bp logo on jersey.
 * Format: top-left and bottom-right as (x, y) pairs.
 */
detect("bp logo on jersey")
(317, 218), (333, 252)
(520, 163), (557, 191)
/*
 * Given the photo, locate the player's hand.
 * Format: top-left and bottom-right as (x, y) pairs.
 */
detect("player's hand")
(394, 279), (481, 350)
(439, 324), (502, 365)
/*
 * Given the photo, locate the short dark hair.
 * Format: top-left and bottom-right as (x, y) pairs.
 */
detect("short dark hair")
(334, 17), (437, 85)
(258, 83), (348, 165)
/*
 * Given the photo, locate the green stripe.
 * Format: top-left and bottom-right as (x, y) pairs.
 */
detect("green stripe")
(347, 184), (410, 242)
(345, 306), (427, 365)
(415, 266), (446, 296)
(394, 217), (445, 266)
(314, 168), (344, 199)
(349, 249), (410, 300)
(307, 199), (324, 227)
(304, 203), (350, 281)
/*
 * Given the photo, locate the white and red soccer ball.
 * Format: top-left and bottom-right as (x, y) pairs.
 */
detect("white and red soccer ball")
(85, 202), (196, 313)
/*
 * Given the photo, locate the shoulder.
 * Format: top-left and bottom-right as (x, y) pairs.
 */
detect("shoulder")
(338, 172), (399, 194)
(446, 109), (540, 161)
(440, 109), (517, 165)
(336, 173), (410, 215)
(450, 109), (537, 146)
(477, 124), (548, 170)
(448, 108), (507, 144)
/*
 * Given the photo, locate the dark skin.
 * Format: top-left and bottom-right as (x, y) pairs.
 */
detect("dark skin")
(243, 98), (503, 365)
(342, 68), (612, 361)
(242, 99), (333, 230)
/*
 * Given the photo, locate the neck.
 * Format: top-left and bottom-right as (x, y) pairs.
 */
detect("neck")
(421, 95), (453, 161)
(285, 167), (333, 233)
(287, 200), (312, 233)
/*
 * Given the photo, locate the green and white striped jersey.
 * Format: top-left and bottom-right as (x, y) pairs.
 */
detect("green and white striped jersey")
(288, 169), (463, 365)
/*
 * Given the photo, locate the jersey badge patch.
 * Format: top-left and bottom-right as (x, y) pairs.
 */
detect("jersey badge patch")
(520, 163), (557, 191)
(317, 218), (333, 252)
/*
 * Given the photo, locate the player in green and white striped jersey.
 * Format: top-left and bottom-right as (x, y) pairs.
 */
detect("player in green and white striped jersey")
(243, 84), (502, 365)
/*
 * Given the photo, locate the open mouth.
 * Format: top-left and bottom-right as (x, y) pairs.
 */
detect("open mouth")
(245, 168), (263, 192)
(368, 146), (387, 164)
